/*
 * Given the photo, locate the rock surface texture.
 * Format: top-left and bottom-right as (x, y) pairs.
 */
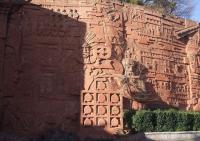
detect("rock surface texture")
(0, 0), (200, 135)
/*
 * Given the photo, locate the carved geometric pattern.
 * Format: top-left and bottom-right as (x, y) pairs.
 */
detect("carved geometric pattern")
(81, 90), (123, 129)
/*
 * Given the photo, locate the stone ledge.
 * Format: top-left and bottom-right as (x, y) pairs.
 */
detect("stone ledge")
(145, 131), (200, 141)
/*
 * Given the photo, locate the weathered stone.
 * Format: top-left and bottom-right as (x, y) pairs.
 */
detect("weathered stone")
(0, 0), (200, 136)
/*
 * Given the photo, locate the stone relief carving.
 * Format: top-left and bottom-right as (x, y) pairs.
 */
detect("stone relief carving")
(1, 0), (200, 135)
(80, 0), (124, 132)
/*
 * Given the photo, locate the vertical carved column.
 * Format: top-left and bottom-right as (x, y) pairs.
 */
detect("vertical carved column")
(80, 0), (125, 132)
(186, 28), (200, 111)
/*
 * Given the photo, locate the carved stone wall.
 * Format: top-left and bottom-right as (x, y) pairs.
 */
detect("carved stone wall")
(0, 0), (200, 135)
(0, 0), (88, 134)
(80, 0), (125, 132)
(124, 5), (200, 111)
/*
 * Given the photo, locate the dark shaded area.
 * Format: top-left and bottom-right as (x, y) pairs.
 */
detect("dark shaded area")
(0, 1), (148, 140)
(0, 0), (85, 135)
(0, 129), (154, 141)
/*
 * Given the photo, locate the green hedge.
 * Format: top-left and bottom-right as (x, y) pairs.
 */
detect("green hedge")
(155, 109), (177, 132)
(176, 112), (193, 131)
(193, 113), (200, 131)
(124, 110), (135, 130)
(133, 110), (156, 132)
(124, 109), (200, 132)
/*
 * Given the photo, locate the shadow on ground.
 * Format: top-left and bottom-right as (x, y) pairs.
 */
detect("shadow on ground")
(0, 129), (154, 141)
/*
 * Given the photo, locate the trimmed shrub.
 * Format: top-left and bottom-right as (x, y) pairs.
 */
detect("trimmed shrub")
(155, 109), (177, 132)
(176, 111), (193, 131)
(133, 110), (155, 132)
(124, 109), (200, 132)
(193, 112), (200, 131)
(124, 110), (135, 130)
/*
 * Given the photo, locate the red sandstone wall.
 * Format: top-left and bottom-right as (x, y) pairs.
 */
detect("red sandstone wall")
(0, 0), (200, 135)
(0, 0), (88, 134)
(123, 5), (200, 111)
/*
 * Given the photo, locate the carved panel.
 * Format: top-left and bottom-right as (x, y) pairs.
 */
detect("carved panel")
(81, 91), (123, 129)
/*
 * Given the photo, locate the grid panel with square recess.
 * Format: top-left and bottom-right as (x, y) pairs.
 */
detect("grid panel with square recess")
(81, 91), (123, 129)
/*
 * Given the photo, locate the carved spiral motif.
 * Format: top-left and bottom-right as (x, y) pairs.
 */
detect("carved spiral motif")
(84, 93), (93, 102)
(98, 118), (106, 126)
(111, 118), (119, 127)
(98, 94), (107, 103)
(84, 106), (93, 115)
(84, 118), (92, 126)
(111, 106), (120, 115)
(98, 106), (107, 115)
(111, 94), (120, 103)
